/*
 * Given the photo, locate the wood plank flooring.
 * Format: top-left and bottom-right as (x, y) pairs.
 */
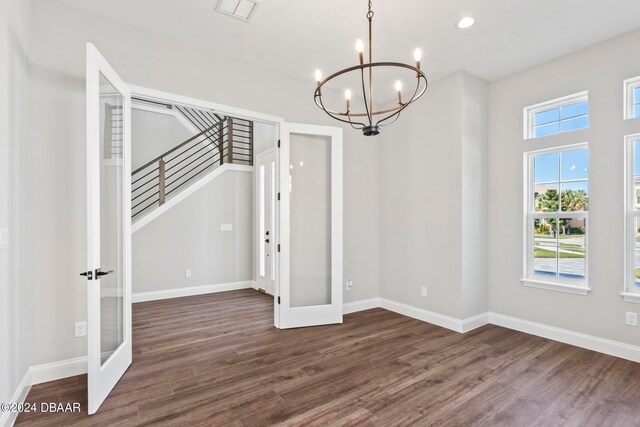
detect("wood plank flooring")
(16, 289), (640, 426)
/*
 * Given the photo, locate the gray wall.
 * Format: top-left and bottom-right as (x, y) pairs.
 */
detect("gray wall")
(131, 108), (193, 171)
(378, 71), (489, 320)
(0, 0), (30, 405)
(133, 170), (253, 293)
(488, 29), (640, 347)
(27, 0), (380, 367)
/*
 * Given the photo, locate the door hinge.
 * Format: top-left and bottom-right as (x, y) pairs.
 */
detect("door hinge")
(277, 244), (281, 252)
(277, 192), (280, 201)
(277, 296), (281, 305)
(277, 139), (280, 148)
(79, 270), (93, 280)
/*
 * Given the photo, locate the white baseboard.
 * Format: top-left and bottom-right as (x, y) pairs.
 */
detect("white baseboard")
(0, 369), (31, 427)
(343, 297), (380, 314)
(132, 281), (252, 303)
(30, 356), (88, 385)
(379, 298), (485, 333)
(490, 312), (640, 363)
(343, 298), (639, 362)
(461, 312), (491, 333)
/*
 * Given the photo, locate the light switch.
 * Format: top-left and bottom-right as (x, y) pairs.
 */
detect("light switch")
(0, 229), (8, 250)
(220, 224), (233, 232)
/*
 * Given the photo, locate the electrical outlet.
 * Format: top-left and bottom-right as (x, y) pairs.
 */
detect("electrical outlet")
(626, 312), (638, 327)
(185, 269), (192, 278)
(421, 286), (428, 298)
(346, 280), (353, 291)
(75, 321), (87, 337)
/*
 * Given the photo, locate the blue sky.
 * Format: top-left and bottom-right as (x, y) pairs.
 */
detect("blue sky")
(534, 101), (589, 138)
(534, 149), (589, 184)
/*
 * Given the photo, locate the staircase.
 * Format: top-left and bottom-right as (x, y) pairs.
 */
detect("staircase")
(131, 106), (254, 221)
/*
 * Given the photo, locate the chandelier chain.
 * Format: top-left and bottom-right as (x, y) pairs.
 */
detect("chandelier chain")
(367, 0), (374, 20)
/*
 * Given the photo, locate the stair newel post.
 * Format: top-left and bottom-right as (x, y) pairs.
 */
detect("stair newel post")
(158, 158), (166, 206)
(218, 121), (224, 166)
(227, 117), (234, 164)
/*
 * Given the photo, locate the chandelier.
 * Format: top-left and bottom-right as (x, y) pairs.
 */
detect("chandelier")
(313, 0), (428, 136)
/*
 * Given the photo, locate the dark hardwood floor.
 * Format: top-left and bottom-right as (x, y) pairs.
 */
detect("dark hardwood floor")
(16, 289), (640, 426)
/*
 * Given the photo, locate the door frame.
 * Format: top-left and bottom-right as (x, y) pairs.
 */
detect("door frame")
(128, 85), (284, 327)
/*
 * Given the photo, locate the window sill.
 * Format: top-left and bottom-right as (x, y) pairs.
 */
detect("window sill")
(521, 278), (591, 296)
(621, 292), (640, 304)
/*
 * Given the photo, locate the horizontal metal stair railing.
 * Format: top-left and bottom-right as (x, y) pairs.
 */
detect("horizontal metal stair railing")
(131, 115), (254, 220)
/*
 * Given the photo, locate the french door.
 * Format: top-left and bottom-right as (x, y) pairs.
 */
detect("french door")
(276, 123), (343, 329)
(257, 149), (276, 295)
(83, 43), (132, 415)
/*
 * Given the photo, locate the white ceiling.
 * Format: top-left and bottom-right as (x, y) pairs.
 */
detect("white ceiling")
(56, 0), (640, 84)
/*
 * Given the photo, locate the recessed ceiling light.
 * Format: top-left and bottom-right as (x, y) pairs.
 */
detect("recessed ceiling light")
(216, 0), (261, 22)
(456, 16), (475, 29)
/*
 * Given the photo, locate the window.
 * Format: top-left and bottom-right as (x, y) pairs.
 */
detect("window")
(524, 92), (589, 139)
(523, 144), (589, 294)
(624, 76), (640, 120)
(624, 135), (640, 303)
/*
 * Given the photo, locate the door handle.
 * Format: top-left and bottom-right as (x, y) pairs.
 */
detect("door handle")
(265, 239), (270, 243)
(95, 269), (114, 277)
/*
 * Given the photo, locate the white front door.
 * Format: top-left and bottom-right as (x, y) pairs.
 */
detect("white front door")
(275, 123), (343, 329)
(83, 43), (132, 415)
(257, 149), (276, 295)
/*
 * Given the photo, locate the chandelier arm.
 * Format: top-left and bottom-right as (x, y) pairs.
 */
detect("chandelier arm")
(314, 92), (367, 128)
(378, 110), (402, 127)
(376, 75), (428, 127)
(347, 113), (365, 130)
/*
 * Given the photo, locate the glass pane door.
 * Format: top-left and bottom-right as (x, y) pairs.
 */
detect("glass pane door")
(277, 123), (342, 329)
(289, 134), (332, 307)
(85, 43), (132, 415)
(99, 73), (125, 365)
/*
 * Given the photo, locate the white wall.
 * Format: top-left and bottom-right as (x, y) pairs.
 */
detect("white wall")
(133, 170), (253, 293)
(378, 71), (489, 320)
(0, 0), (30, 407)
(488, 29), (640, 347)
(26, 0), (380, 367)
(131, 108), (193, 171)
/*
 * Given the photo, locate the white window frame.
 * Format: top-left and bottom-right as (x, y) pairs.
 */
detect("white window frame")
(523, 91), (589, 140)
(522, 143), (591, 295)
(623, 134), (640, 303)
(624, 76), (640, 120)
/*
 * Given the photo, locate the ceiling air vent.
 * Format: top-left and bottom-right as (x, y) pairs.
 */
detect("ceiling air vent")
(216, 0), (261, 22)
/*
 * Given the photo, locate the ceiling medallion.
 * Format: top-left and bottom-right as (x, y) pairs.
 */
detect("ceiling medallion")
(313, 0), (428, 136)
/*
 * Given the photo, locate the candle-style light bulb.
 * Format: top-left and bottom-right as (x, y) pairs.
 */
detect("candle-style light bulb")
(414, 48), (422, 62)
(345, 89), (352, 113)
(356, 39), (365, 65)
(395, 80), (402, 92)
(315, 69), (322, 82)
